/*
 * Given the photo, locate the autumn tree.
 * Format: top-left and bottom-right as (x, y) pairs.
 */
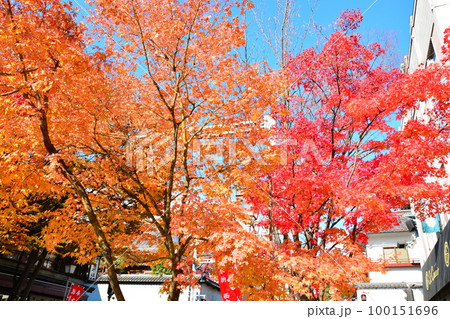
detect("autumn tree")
(250, 0), (319, 68)
(0, 0), (143, 300)
(1, 0), (285, 301)
(1, 193), (65, 300)
(81, 0), (286, 300)
(0, 166), (50, 301)
(238, 10), (450, 300)
(4, 0), (449, 302)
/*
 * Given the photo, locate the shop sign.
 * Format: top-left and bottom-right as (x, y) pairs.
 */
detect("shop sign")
(423, 222), (450, 300)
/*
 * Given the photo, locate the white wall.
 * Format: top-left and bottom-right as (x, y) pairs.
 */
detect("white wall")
(87, 283), (204, 301)
(402, 1), (450, 261)
(409, 0), (450, 72)
(369, 268), (422, 283)
(366, 231), (421, 263)
(409, 0), (435, 71)
(357, 288), (424, 302)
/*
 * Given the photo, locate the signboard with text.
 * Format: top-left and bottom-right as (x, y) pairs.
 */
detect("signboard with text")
(88, 257), (100, 281)
(218, 270), (241, 301)
(422, 221), (450, 300)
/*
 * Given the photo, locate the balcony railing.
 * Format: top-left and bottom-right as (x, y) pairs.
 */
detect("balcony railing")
(372, 257), (421, 267)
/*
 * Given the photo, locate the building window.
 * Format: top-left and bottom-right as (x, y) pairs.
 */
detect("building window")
(426, 40), (436, 66)
(383, 246), (409, 263)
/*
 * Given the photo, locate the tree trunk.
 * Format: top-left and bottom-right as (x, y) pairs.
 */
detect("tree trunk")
(10, 251), (24, 296)
(268, 176), (281, 245)
(38, 108), (125, 301)
(66, 172), (125, 301)
(19, 249), (47, 300)
(7, 250), (39, 301)
(167, 271), (182, 301)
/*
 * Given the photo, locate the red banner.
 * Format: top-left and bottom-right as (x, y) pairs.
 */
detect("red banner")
(218, 270), (241, 301)
(66, 284), (84, 301)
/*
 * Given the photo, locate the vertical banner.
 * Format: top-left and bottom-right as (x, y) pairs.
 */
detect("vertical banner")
(66, 284), (84, 301)
(218, 270), (241, 301)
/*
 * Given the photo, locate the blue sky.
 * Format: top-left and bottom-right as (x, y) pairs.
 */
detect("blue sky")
(72, 0), (414, 69)
(247, 0), (414, 67)
(314, 0), (414, 53)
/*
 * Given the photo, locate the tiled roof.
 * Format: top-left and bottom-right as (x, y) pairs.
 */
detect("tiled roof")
(97, 274), (171, 283)
(96, 274), (220, 288)
(370, 211), (414, 233)
(355, 282), (422, 289)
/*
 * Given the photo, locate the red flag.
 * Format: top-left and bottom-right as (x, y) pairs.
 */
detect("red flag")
(218, 270), (241, 301)
(66, 284), (84, 301)
(313, 287), (319, 299)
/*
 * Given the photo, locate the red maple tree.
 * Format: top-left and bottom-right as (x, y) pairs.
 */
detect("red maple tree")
(238, 9), (450, 300)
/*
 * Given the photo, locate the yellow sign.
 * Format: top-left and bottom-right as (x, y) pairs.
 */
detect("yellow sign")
(445, 242), (449, 268)
(425, 264), (440, 291)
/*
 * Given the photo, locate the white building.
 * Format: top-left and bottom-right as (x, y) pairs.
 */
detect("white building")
(356, 211), (424, 301)
(400, 0), (450, 301)
(86, 274), (222, 301)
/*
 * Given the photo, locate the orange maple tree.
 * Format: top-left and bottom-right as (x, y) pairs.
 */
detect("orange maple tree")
(83, 0), (286, 300)
(1, 0), (283, 301)
(0, 0), (138, 300)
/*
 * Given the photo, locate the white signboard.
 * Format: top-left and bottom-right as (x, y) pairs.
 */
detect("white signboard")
(88, 257), (100, 281)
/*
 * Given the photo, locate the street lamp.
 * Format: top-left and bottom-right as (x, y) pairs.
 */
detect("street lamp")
(65, 264), (77, 274)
